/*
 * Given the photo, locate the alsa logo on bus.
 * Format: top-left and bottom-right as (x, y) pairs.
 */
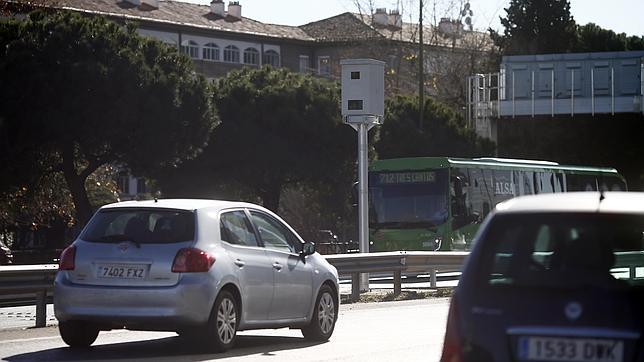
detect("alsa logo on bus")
(495, 181), (515, 195)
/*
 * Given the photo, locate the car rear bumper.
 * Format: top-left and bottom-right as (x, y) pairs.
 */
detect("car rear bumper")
(53, 273), (218, 331)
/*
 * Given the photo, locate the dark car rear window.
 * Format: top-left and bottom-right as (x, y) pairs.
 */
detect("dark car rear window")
(81, 209), (195, 244)
(480, 213), (644, 289)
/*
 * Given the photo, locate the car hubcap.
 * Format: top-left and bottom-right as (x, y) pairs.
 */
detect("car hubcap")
(216, 298), (236, 344)
(317, 292), (335, 334)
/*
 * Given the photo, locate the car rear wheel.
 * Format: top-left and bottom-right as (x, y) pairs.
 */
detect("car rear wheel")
(301, 284), (337, 341)
(205, 289), (238, 352)
(59, 320), (99, 347)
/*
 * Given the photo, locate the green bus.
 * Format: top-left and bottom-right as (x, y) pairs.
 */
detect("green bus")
(368, 157), (627, 251)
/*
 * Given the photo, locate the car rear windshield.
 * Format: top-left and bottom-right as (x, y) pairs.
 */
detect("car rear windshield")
(81, 208), (195, 244)
(481, 213), (644, 289)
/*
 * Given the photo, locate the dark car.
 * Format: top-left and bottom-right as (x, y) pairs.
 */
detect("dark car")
(0, 240), (13, 265)
(441, 192), (644, 362)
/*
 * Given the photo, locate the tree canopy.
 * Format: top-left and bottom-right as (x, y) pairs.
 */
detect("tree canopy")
(375, 95), (495, 159)
(490, 0), (578, 55)
(576, 23), (644, 52)
(491, 0), (644, 56)
(0, 10), (218, 226)
(157, 66), (356, 212)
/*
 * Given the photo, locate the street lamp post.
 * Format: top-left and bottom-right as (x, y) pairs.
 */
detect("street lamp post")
(340, 59), (385, 292)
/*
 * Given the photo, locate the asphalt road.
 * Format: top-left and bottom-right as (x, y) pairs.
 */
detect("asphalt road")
(0, 298), (451, 362)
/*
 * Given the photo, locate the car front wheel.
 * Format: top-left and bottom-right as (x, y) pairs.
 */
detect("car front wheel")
(301, 284), (337, 341)
(59, 320), (99, 347)
(205, 289), (238, 352)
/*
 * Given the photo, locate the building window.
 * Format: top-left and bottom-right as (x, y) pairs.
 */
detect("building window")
(263, 50), (280, 67)
(181, 40), (199, 59)
(202, 42), (219, 61)
(318, 56), (330, 76)
(243, 47), (259, 65)
(299, 55), (309, 73)
(224, 45), (240, 63)
(136, 178), (147, 194)
(117, 175), (130, 194)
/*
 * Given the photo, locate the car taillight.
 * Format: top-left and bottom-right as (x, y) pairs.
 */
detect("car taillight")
(172, 248), (215, 273)
(59, 245), (76, 271)
(441, 295), (464, 362)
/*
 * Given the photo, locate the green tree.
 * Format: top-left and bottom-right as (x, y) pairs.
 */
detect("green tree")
(0, 165), (120, 248)
(375, 95), (495, 158)
(490, 0), (577, 55)
(575, 23), (644, 52)
(157, 66), (355, 212)
(0, 11), (217, 226)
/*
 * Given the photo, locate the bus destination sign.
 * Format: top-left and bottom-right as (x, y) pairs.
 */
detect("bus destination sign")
(378, 172), (436, 184)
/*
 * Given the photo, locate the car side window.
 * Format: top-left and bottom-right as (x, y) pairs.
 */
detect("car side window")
(220, 210), (259, 247)
(249, 211), (300, 253)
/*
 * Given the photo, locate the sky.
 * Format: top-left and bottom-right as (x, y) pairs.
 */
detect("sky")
(187, 0), (643, 36)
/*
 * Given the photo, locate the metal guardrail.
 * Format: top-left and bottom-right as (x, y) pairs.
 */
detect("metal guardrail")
(0, 264), (58, 327)
(0, 251), (469, 327)
(325, 251), (468, 301)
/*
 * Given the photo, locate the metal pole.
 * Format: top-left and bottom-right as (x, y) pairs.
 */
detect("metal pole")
(551, 69), (555, 117)
(430, 269), (437, 288)
(418, 0), (424, 129)
(591, 68), (595, 116)
(357, 121), (370, 292)
(512, 71), (515, 118)
(611, 67), (615, 115)
(571, 69), (574, 117)
(36, 290), (46, 328)
(531, 70), (535, 117)
(467, 76), (471, 127)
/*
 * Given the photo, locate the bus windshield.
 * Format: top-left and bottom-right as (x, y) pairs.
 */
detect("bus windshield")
(369, 169), (449, 227)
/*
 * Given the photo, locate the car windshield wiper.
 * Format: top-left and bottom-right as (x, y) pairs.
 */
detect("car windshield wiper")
(97, 234), (141, 248)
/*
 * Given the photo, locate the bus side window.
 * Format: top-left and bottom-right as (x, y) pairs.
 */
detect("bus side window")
(483, 202), (490, 218)
(452, 176), (477, 228)
(451, 176), (463, 215)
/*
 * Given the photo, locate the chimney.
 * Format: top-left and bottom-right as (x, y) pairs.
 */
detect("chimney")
(228, 1), (241, 19)
(439, 17), (462, 36)
(373, 8), (388, 27)
(388, 9), (402, 29)
(210, 0), (225, 16)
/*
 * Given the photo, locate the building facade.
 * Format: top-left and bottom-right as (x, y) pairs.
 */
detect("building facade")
(56, 0), (491, 88)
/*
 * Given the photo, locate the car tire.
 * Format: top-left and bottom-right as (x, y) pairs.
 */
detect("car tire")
(59, 320), (99, 347)
(301, 284), (337, 341)
(205, 289), (238, 352)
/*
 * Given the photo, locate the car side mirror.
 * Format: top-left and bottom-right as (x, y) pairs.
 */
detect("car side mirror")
(300, 242), (316, 262)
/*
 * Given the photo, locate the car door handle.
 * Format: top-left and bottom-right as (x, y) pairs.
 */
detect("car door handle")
(234, 259), (245, 267)
(272, 262), (282, 271)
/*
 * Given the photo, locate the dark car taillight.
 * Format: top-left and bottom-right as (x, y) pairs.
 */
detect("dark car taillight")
(172, 248), (215, 273)
(59, 245), (76, 271)
(441, 294), (464, 362)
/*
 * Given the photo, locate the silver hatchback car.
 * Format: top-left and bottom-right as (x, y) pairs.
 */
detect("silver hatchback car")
(54, 199), (339, 351)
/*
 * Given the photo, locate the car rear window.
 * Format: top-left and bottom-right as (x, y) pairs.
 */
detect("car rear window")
(481, 213), (644, 289)
(81, 209), (195, 244)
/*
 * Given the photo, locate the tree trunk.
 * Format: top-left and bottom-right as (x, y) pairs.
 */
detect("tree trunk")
(61, 145), (94, 228)
(260, 180), (282, 213)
